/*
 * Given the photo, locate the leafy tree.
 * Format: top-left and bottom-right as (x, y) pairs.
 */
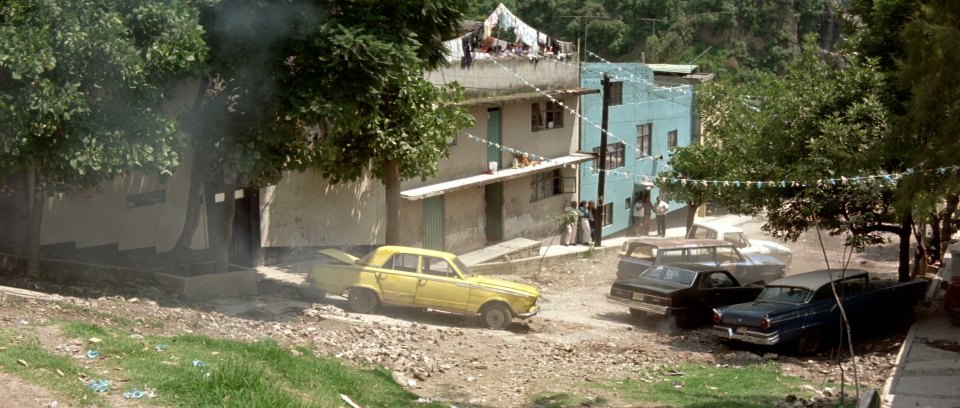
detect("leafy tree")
(888, 0), (960, 265)
(687, 38), (915, 276)
(656, 142), (728, 232)
(0, 0), (206, 275)
(172, 0), (472, 272)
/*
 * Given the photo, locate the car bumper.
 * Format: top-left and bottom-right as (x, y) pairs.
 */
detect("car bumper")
(712, 325), (780, 345)
(606, 295), (680, 316)
(516, 305), (539, 319)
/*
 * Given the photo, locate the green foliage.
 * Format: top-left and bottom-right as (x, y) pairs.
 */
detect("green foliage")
(592, 362), (816, 408)
(0, 0), (206, 190)
(657, 142), (727, 208)
(189, 0), (472, 188)
(683, 37), (897, 246)
(889, 0), (960, 213)
(55, 322), (448, 407)
(496, 0), (828, 73)
(0, 328), (101, 405)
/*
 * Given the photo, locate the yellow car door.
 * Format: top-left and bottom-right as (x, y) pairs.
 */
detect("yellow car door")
(375, 253), (421, 306)
(414, 256), (470, 312)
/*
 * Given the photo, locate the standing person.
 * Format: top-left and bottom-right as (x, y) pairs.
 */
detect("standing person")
(655, 195), (669, 237)
(578, 200), (592, 245)
(560, 201), (578, 246)
(633, 196), (646, 236)
(643, 195), (653, 236)
(587, 200), (597, 238)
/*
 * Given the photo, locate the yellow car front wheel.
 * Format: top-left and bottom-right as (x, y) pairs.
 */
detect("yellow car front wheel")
(480, 303), (512, 330)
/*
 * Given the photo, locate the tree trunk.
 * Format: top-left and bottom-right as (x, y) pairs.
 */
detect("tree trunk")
(26, 167), (42, 278)
(204, 175), (236, 275)
(930, 214), (942, 264)
(939, 193), (959, 259)
(897, 212), (913, 282)
(384, 159), (401, 245)
(168, 151), (208, 272)
(169, 77), (210, 273)
(684, 201), (701, 236)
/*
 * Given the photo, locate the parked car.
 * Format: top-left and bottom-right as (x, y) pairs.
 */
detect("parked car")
(617, 238), (787, 285)
(712, 269), (929, 355)
(686, 221), (793, 267)
(607, 263), (764, 328)
(306, 246), (540, 329)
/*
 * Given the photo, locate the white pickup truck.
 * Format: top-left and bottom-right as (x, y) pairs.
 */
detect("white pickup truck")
(686, 220), (792, 268)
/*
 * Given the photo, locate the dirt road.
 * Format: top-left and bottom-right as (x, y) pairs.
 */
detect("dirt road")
(0, 217), (908, 407)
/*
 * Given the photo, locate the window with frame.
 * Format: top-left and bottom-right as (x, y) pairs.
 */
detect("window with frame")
(387, 254), (418, 272)
(602, 202), (614, 227)
(592, 143), (625, 173)
(422, 256), (457, 278)
(667, 130), (678, 150)
(531, 99), (564, 131)
(609, 81), (623, 106)
(636, 123), (652, 158)
(530, 169), (562, 202)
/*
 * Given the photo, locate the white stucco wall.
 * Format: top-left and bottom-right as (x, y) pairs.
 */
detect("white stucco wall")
(41, 153), (206, 252)
(260, 169), (385, 247)
(440, 187), (486, 255)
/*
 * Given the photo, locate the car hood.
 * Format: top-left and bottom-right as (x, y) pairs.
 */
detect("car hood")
(466, 276), (540, 298)
(718, 300), (796, 326)
(317, 249), (359, 265)
(612, 278), (686, 296)
(745, 254), (786, 266)
(750, 239), (792, 254)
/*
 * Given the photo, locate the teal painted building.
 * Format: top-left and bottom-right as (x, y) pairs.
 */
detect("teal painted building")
(579, 63), (695, 237)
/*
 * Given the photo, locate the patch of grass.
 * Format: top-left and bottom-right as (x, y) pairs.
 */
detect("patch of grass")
(532, 392), (607, 407)
(61, 322), (446, 407)
(54, 301), (165, 329)
(585, 362), (814, 408)
(0, 328), (101, 406)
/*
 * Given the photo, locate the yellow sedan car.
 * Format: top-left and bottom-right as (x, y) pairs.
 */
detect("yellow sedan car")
(306, 246), (540, 329)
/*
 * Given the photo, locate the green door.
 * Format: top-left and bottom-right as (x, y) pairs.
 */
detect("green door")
(485, 183), (503, 242)
(422, 196), (444, 250)
(487, 108), (502, 169)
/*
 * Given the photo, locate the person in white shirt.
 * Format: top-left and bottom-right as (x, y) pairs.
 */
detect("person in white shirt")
(655, 196), (669, 237)
(633, 199), (646, 236)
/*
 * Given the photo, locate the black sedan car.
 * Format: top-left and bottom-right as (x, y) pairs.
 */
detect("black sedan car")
(608, 263), (764, 328)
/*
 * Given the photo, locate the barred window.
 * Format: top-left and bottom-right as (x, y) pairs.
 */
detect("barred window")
(530, 170), (562, 201)
(531, 100), (564, 131)
(637, 123), (652, 158)
(592, 143), (625, 173)
(667, 130), (678, 150)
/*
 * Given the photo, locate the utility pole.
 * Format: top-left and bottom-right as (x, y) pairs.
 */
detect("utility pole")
(595, 73), (610, 246)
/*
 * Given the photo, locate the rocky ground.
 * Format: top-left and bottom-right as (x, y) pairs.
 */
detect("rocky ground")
(0, 217), (913, 407)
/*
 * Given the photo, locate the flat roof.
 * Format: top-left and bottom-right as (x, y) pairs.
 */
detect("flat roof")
(646, 64), (699, 74)
(621, 238), (732, 249)
(459, 87), (599, 108)
(769, 269), (867, 290)
(401, 153), (595, 200)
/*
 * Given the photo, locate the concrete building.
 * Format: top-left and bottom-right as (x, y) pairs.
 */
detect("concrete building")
(2, 5), (596, 278)
(579, 63), (695, 237)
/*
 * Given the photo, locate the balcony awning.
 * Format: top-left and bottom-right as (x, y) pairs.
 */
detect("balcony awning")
(401, 153), (595, 201)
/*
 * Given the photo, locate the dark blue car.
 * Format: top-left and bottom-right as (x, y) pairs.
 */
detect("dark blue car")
(712, 269), (928, 355)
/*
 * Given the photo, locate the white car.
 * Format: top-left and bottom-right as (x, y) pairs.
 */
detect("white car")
(686, 221), (792, 268)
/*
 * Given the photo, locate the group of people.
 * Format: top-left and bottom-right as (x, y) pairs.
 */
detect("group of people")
(560, 200), (597, 246)
(633, 195), (670, 237)
(559, 194), (670, 246)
